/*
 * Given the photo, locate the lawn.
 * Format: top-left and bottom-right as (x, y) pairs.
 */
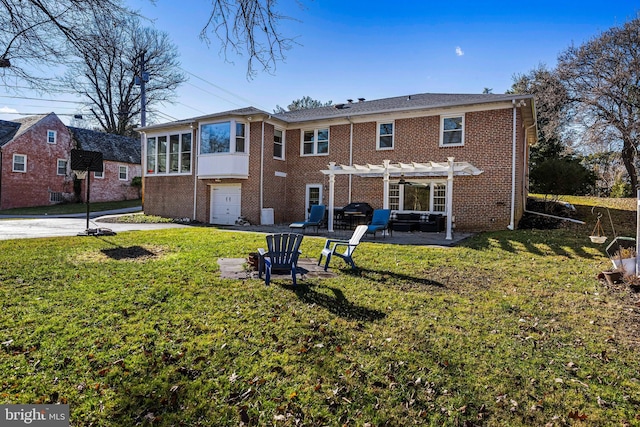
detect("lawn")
(0, 199), (142, 216)
(0, 197), (639, 426)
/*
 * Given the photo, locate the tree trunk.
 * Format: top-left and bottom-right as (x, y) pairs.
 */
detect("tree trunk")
(621, 139), (638, 191)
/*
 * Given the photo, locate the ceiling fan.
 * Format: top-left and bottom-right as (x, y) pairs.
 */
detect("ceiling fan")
(398, 175), (414, 186)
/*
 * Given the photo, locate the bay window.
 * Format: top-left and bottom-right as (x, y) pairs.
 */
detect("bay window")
(200, 121), (246, 154)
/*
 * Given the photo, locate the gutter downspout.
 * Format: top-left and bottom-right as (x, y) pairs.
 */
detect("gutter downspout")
(347, 117), (354, 203)
(192, 125), (198, 221)
(0, 149), (3, 209)
(260, 120), (264, 212)
(508, 100), (518, 230)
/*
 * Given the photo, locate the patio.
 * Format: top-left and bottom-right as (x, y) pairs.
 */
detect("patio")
(218, 223), (474, 247)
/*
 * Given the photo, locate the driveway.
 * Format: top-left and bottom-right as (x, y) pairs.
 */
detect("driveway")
(0, 207), (187, 240)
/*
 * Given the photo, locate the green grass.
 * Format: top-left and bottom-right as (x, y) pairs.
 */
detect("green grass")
(1, 196), (639, 426)
(0, 199), (141, 216)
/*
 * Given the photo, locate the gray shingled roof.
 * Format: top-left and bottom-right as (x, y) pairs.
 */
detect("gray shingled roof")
(68, 127), (141, 164)
(273, 93), (532, 122)
(0, 115), (49, 147)
(0, 120), (20, 147)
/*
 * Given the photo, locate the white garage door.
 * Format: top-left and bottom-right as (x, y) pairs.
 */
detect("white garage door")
(210, 184), (241, 225)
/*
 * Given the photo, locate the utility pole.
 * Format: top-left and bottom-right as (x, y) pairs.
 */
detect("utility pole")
(135, 51), (149, 206)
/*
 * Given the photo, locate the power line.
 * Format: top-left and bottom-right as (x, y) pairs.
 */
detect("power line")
(0, 94), (83, 104)
(180, 67), (270, 111)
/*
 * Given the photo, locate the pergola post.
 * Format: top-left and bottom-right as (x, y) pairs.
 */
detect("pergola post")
(328, 162), (336, 232)
(382, 159), (390, 209)
(446, 157), (454, 240)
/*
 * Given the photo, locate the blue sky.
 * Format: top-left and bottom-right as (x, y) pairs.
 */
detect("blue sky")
(1, 0), (639, 124)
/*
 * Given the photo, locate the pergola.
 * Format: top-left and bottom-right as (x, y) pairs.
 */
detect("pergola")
(320, 157), (483, 240)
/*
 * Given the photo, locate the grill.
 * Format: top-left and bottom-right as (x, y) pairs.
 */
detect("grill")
(333, 202), (373, 228)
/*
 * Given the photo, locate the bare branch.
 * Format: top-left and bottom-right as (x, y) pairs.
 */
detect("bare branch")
(200, 0), (297, 79)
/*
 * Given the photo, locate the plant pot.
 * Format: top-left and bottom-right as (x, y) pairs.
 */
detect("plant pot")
(612, 257), (636, 275)
(601, 270), (623, 285)
(247, 252), (259, 270)
(589, 235), (607, 244)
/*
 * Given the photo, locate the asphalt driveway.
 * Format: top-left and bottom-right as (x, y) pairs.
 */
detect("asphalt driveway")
(0, 208), (187, 240)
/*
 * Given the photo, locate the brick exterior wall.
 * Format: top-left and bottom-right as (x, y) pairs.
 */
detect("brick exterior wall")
(0, 115), (74, 210)
(142, 104), (530, 231)
(1, 114), (142, 210)
(78, 161), (142, 203)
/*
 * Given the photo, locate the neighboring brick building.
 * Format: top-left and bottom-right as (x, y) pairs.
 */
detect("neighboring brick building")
(138, 93), (536, 235)
(0, 113), (142, 210)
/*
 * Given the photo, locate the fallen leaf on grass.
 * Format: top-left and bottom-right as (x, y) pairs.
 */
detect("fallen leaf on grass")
(568, 411), (587, 420)
(239, 406), (249, 423)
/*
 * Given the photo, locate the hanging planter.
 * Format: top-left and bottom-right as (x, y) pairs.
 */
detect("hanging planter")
(589, 208), (609, 244)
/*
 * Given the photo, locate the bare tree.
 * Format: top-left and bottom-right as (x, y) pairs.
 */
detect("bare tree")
(509, 64), (569, 145)
(64, 14), (186, 135)
(556, 16), (640, 190)
(2, 0), (297, 88)
(201, 0), (297, 78)
(0, 0), (132, 84)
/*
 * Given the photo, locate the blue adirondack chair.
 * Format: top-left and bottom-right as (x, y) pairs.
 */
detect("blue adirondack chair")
(258, 233), (304, 286)
(318, 225), (368, 271)
(289, 204), (326, 234)
(366, 209), (391, 238)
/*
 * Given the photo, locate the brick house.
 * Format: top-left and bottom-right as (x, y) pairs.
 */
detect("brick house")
(138, 93), (536, 236)
(0, 113), (142, 210)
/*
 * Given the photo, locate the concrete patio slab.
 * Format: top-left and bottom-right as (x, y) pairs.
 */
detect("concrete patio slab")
(218, 257), (338, 280)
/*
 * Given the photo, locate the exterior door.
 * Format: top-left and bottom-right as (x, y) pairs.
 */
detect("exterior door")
(210, 184), (241, 225)
(305, 184), (322, 217)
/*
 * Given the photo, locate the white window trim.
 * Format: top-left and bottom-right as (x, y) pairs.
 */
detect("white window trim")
(376, 121), (394, 150)
(12, 154), (27, 173)
(47, 130), (57, 144)
(439, 114), (465, 147)
(390, 180), (448, 213)
(94, 168), (104, 179)
(274, 128), (285, 160)
(300, 128), (329, 157)
(56, 159), (67, 176)
(118, 165), (128, 181)
(145, 131), (193, 176)
(199, 120), (248, 156)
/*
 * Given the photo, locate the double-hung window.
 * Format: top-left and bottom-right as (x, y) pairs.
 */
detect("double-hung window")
(146, 132), (192, 175)
(119, 165), (128, 180)
(377, 122), (394, 150)
(57, 159), (67, 176)
(47, 130), (57, 144)
(440, 114), (464, 146)
(274, 129), (285, 160)
(200, 121), (247, 154)
(302, 128), (329, 156)
(13, 154), (26, 172)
